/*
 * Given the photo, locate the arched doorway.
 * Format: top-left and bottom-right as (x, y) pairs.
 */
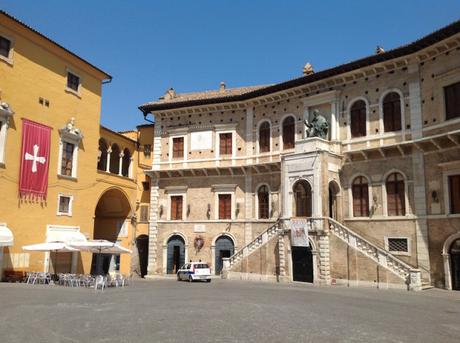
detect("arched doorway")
(293, 180), (312, 217)
(450, 239), (460, 290)
(136, 234), (149, 277)
(328, 181), (340, 219)
(292, 246), (314, 283)
(92, 188), (132, 275)
(167, 235), (185, 274)
(214, 236), (235, 275)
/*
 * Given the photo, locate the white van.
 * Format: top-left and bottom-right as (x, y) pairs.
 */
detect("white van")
(177, 262), (211, 282)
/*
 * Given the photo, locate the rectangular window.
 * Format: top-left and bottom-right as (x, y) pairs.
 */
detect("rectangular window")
(58, 195), (72, 215)
(218, 194), (232, 219)
(172, 137), (184, 159)
(387, 238), (409, 253)
(449, 175), (460, 214)
(170, 195), (183, 220)
(219, 133), (232, 156)
(445, 81), (460, 120)
(0, 36), (11, 58)
(140, 205), (149, 222)
(61, 142), (74, 176)
(67, 72), (80, 92)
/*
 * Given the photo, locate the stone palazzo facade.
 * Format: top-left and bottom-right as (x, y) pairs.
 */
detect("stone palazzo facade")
(139, 19), (460, 290)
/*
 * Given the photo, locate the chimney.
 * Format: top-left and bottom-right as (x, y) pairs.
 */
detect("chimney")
(220, 81), (226, 92)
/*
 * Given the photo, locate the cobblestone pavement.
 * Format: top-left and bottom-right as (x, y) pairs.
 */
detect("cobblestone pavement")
(0, 279), (459, 343)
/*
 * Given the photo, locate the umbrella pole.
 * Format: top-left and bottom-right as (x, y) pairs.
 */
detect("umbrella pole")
(54, 250), (58, 282)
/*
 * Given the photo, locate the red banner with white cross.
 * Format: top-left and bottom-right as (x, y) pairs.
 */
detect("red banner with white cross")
(19, 119), (51, 200)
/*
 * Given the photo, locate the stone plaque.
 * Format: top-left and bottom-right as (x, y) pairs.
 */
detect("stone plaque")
(194, 224), (206, 233)
(190, 131), (212, 150)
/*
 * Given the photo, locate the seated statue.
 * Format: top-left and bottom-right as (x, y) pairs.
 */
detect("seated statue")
(304, 109), (329, 139)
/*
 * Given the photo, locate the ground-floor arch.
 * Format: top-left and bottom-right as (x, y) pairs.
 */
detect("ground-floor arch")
(290, 237), (317, 283)
(213, 235), (235, 275)
(136, 234), (149, 277)
(442, 232), (460, 290)
(166, 235), (186, 274)
(92, 187), (133, 275)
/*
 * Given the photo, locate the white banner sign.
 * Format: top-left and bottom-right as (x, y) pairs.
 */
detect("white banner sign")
(190, 131), (213, 150)
(290, 218), (309, 247)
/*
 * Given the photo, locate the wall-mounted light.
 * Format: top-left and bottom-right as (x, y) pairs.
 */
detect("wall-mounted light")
(159, 204), (163, 218)
(235, 202), (240, 218)
(206, 203), (211, 219)
(187, 204), (191, 217)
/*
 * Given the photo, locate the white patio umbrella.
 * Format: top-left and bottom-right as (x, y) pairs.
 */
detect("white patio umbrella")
(69, 240), (132, 254)
(23, 242), (79, 278)
(69, 240), (131, 276)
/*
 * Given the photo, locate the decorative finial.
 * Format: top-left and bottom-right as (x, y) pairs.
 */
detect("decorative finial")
(303, 63), (314, 75)
(376, 46), (385, 54)
(220, 81), (226, 92)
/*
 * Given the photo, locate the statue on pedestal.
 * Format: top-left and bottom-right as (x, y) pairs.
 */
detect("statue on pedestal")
(304, 109), (329, 139)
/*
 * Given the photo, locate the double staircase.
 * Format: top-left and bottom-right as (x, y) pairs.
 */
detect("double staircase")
(225, 220), (283, 270)
(223, 217), (422, 290)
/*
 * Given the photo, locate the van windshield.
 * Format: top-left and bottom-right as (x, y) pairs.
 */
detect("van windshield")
(196, 264), (209, 269)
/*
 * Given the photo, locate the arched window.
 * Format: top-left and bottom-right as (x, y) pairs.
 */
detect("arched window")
(259, 121), (270, 153)
(282, 116), (295, 149)
(121, 148), (131, 177)
(386, 172), (405, 216)
(383, 92), (402, 132)
(350, 100), (367, 138)
(293, 180), (312, 217)
(257, 185), (270, 219)
(97, 139), (108, 171)
(352, 176), (369, 217)
(109, 144), (120, 174)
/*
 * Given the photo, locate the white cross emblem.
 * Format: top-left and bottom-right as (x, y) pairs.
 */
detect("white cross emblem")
(24, 144), (46, 173)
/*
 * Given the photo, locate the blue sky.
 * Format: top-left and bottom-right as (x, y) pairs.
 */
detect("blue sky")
(2, 1), (460, 131)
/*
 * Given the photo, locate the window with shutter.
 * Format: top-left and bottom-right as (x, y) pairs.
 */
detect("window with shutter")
(259, 122), (270, 153)
(386, 173), (405, 216)
(140, 205), (149, 222)
(449, 175), (460, 214)
(172, 137), (184, 159)
(257, 185), (269, 219)
(170, 196), (183, 220)
(352, 176), (369, 217)
(445, 81), (460, 120)
(350, 100), (367, 138)
(219, 133), (232, 155)
(282, 117), (295, 149)
(218, 194), (232, 219)
(383, 92), (402, 132)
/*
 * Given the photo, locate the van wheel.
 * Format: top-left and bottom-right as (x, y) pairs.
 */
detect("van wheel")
(177, 274), (181, 281)
(207, 279), (211, 283)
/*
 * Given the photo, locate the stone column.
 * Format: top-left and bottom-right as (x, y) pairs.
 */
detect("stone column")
(128, 157), (134, 178)
(106, 148), (111, 173)
(317, 233), (331, 285)
(408, 64), (431, 283)
(244, 170), (253, 245)
(118, 152), (124, 176)
(245, 107), (254, 163)
(147, 176), (160, 275)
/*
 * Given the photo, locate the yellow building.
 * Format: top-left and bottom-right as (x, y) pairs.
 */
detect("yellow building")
(0, 10), (149, 280)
